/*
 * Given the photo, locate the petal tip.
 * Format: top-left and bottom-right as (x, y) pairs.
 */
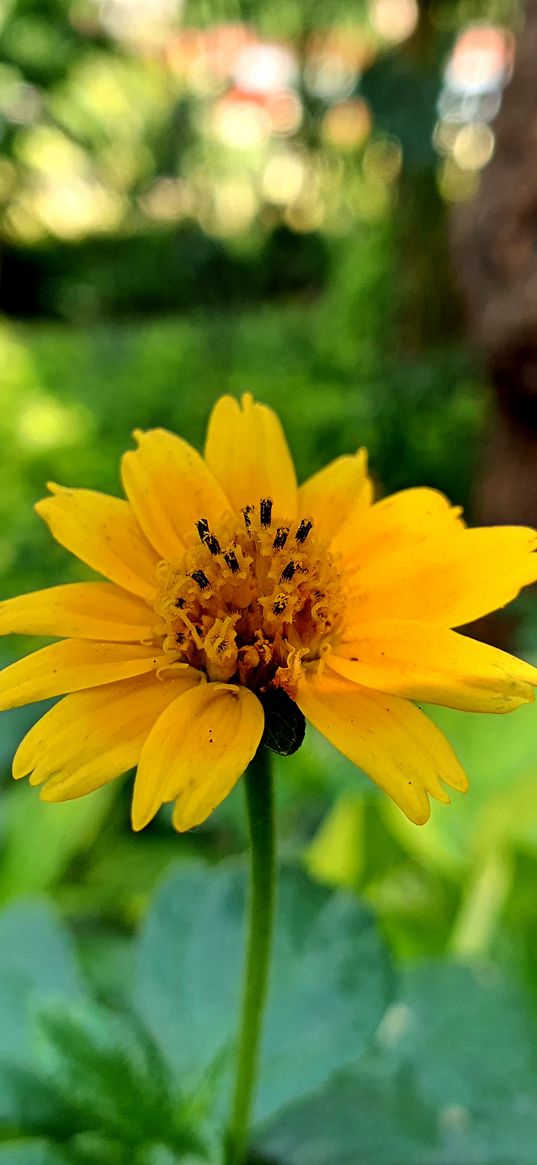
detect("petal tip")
(12, 757), (29, 781)
(130, 795), (157, 832)
(409, 802), (432, 826)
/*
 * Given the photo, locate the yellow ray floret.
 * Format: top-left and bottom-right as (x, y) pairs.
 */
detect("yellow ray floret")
(0, 582), (152, 642)
(297, 670), (468, 826)
(1, 392), (536, 831)
(132, 681), (264, 832)
(330, 619), (537, 713)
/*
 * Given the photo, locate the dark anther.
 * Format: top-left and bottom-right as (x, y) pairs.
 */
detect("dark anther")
(224, 550), (240, 573)
(196, 518), (210, 541)
(273, 527), (289, 549)
(260, 498), (273, 527)
(242, 504), (254, 528)
(196, 519), (220, 555)
(259, 688), (306, 756)
(191, 569), (210, 590)
(281, 561), (296, 582)
(175, 597), (185, 608)
(295, 519), (313, 544)
(204, 533), (221, 555)
(273, 598), (287, 615)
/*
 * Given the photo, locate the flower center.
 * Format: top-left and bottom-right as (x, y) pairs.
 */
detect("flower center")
(153, 498), (344, 696)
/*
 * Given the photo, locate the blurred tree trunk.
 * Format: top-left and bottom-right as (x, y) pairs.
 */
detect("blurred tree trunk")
(452, 0), (537, 645)
(453, 0), (537, 531)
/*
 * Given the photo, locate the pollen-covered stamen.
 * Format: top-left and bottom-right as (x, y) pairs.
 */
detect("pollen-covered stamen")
(191, 569), (210, 590)
(260, 498), (273, 527)
(196, 518), (221, 556)
(196, 518), (210, 541)
(281, 561), (296, 582)
(296, 519), (313, 544)
(273, 527), (289, 549)
(205, 533), (221, 555)
(153, 500), (345, 694)
(224, 549), (240, 573)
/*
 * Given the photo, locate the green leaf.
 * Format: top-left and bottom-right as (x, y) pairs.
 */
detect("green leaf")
(376, 961), (537, 1165)
(0, 781), (116, 901)
(259, 962), (537, 1165)
(255, 1069), (438, 1164)
(134, 861), (393, 1122)
(0, 1143), (69, 1165)
(0, 899), (82, 1072)
(33, 1000), (181, 1150)
(384, 962), (537, 1113)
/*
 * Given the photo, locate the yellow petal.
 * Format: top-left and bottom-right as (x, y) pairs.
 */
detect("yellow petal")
(333, 486), (464, 568)
(0, 639), (166, 712)
(132, 681), (264, 831)
(346, 526), (537, 628)
(297, 671), (468, 825)
(122, 428), (230, 559)
(36, 485), (160, 600)
(0, 583), (152, 642)
(330, 620), (537, 712)
(298, 449), (373, 545)
(12, 671), (200, 800)
(204, 394), (298, 519)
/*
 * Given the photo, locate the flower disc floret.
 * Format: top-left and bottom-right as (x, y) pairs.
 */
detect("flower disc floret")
(153, 498), (345, 696)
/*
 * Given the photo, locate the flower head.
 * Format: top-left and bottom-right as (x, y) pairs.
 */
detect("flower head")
(2, 393), (537, 830)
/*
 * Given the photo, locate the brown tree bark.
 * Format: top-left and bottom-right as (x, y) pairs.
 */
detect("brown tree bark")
(452, 0), (537, 645)
(453, 0), (537, 531)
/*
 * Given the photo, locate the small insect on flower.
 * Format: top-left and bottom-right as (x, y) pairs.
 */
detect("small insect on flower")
(1, 393), (537, 831)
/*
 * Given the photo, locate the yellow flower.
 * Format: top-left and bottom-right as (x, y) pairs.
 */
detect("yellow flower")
(2, 393), (537, 831)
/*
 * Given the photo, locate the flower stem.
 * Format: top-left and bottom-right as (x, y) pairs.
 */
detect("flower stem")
(225, 746), (276, 1165)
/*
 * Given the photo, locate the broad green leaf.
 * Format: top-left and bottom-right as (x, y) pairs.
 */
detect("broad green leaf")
(260, 961), (537, 1165)
(0, 899), (82, 1071)
(134, 861), (393, 1123)
(255, 1069), (438, 1164)
(378, 961), (537, 1165)
(384, 962), (537, 1111)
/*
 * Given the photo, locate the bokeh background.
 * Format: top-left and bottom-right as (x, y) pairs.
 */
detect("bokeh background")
(2, 1), (537, 1163)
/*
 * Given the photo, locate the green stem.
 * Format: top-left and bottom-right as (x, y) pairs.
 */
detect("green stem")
(225, 747), (276, 1165)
